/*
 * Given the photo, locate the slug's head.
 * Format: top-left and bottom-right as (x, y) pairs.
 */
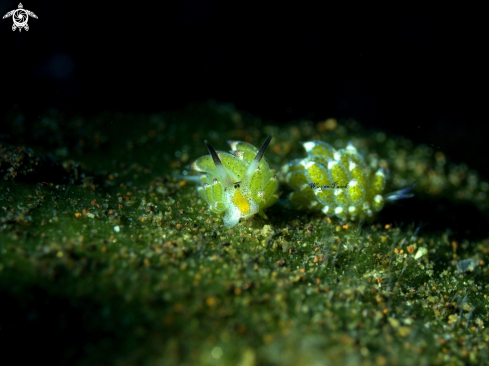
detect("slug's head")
(190, 134), (279, 228)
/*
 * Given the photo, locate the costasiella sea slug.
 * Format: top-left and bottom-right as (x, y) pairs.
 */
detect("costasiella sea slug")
(187, 134), (279, 228)
(281, 140), (414, 221)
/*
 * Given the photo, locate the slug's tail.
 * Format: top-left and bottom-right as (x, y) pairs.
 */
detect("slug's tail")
(384, 182), (416, 202)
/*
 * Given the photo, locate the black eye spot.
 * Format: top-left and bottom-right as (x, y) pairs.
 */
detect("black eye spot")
(234, 183), (240, 189)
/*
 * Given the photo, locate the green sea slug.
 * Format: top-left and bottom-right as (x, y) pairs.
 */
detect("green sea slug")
(188, 134), (279, 228)
(282, 140), (412, 221)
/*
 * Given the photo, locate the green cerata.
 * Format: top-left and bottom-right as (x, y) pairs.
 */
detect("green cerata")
(188, 134), (279, 228)
(281, 140), (413, 221)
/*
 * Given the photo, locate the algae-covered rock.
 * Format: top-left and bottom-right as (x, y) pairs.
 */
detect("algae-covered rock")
(1, 103), (489, 366)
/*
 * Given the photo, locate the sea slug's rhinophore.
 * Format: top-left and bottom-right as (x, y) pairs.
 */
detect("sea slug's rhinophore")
(281, 140), (413, 221)
(188, 134), (279, 228)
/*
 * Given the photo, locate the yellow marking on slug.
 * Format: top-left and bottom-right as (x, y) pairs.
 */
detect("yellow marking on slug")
(231, 189), (252, 215)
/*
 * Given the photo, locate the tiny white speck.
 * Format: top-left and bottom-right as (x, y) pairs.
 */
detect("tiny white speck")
(348, 206), (357, 214)
(349, 161), (356, 170)
(328, 161), (337, 170)
(303, 142), (315, 152)
(335, 207), (343, 214)
(304, 161), (315, 169)
(414, 247), (428, 260)
(114, 225), (120, 233)
(211, 347), (223, 359)
(300, 183), (310, 191)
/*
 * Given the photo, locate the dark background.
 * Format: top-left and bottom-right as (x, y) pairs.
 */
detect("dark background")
(1, 1), (487, 178)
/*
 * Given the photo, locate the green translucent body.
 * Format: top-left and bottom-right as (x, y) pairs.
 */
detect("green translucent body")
(190, 140), (279, 227)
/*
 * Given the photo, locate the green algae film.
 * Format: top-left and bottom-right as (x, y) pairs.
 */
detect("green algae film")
(1, 103), (489, 365)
